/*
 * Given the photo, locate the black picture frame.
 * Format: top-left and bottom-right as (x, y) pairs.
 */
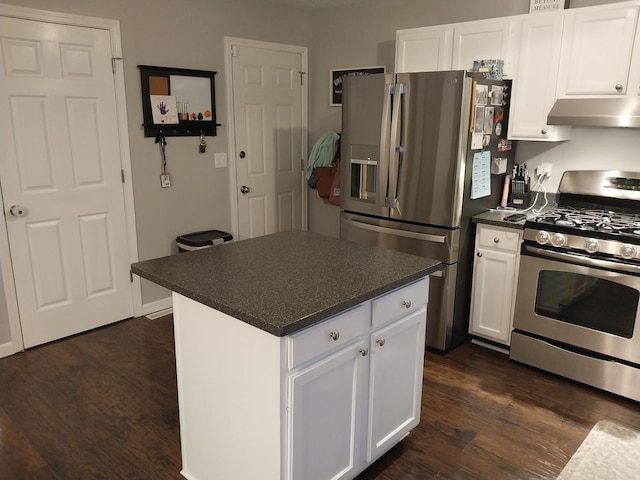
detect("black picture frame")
(330, 66), (386, 106)
(138, 65), (218, 138)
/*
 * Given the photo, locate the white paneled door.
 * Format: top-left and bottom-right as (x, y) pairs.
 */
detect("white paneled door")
(0, 16), (133, 348)
(229, 41), (306, 240)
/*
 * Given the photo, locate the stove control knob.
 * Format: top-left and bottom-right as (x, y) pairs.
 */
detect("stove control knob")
(585, 238), (599, 253)
(620, 244), (637, 260)
(535, 231), (550, 245)
(550, 233), (567, 248)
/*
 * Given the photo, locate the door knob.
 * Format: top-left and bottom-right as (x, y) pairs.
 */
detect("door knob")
(9, 205), (25, 217)
(240, 186), (251, 194)
(239, 151), (246, 158)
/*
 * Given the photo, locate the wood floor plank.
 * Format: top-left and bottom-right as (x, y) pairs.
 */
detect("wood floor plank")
(1, 315), (639, 479)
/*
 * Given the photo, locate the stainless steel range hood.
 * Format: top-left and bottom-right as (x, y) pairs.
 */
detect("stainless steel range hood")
(547, 97), (640, 128)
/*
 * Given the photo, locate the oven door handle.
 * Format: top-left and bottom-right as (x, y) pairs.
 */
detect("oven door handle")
(523, 245), (640, 275)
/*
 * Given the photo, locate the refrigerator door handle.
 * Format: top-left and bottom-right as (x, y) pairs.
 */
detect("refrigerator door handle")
(388, 83), (405, 214)
(379, 82), (393, 210)
(341, 217), (447, 243)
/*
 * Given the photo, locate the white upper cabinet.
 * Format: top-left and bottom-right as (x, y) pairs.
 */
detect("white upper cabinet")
(557, 4), (640, 97)
(396, 18), (519, 75)
(509, 12), (571, 141)
(451, 18), (520, 77)
(395, 1), (640, 141)
(395, 25), (452, 72)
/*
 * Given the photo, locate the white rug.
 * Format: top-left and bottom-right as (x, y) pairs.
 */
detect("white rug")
(557, 420), (640, 480)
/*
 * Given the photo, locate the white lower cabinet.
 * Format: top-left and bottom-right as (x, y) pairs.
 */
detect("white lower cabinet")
(469, 225), (522, 347)
(172, 277), (429, 480)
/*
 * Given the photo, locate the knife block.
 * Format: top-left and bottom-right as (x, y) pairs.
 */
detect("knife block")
(509, 179), (531, 209)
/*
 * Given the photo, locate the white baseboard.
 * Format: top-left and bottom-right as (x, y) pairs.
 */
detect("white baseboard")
(141, 297), (173, 317)
(0, 340), (19, 359)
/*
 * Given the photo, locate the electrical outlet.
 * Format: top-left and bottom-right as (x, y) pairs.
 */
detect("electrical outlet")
(537, 163), (552, 178)
(214, 152), (227, 168)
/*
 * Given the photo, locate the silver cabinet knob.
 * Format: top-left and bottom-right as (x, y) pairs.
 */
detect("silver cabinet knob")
(402, 300), (412, 309)
(615, 83), (623, 91)
(376, 338), (386, 347)
(493, 237), (500, 243)
(359, 347), (369, 357)
(329, 331), (340, 341)
(9, 205), (25, 217)
(240, 185), (250, 194)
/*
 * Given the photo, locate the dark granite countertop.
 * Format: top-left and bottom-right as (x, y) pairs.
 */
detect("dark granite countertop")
(132, 230), (441, 337)
(472, 209), (530, 229)
(472, 192), (558, 229)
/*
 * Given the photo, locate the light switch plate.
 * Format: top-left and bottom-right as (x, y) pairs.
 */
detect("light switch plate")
(214, 152), (227, 168)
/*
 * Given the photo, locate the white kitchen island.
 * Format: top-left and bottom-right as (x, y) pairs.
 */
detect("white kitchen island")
(132, 230), (440, 480)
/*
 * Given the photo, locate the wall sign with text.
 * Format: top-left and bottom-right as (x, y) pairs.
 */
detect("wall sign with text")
(529, 0), (569, 13)
(330, 66), (386, 106)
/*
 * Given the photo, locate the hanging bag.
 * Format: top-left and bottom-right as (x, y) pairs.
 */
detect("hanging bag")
(315, 138), (340, 199)
(328, 161), (341, 206)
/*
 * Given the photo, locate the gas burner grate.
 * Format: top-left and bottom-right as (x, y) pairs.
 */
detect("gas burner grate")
(532, 207), (640, 238)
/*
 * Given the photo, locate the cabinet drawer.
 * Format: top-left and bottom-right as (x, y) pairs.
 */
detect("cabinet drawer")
(372, 278), (429, 329)
(287, 303), (369, 370)
(477, 226), (521, 252)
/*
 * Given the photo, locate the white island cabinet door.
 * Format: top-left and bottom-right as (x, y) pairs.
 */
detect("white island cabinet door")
(557, 4), (640, 96)
(367, 306), (427, 462)
(287, 340), (368, 480)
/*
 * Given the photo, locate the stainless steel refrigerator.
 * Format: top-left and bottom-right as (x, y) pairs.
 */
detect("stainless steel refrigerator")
(339, 70), (514, 351)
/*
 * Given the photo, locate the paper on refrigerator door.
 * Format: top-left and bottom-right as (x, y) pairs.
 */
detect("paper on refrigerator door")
(471, 150), (491, 199)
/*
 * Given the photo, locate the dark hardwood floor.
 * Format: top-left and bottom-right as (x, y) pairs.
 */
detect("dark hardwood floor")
(1, 315), (639, 480)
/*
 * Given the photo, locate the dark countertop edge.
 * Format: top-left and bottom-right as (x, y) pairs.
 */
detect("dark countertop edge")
(277, 267), (439, 336)
(132, 262), (441, 337)
(471, 211), (527, 229)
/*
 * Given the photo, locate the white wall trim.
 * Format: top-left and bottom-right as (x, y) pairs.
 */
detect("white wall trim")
(223, 37), (309, 240)
(141, 297), (173, 317)
(0, 3), (141, 351)
(0, 340), (18, 359)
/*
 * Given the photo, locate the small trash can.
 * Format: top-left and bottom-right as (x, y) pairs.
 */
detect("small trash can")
(176, 230), (233, 253)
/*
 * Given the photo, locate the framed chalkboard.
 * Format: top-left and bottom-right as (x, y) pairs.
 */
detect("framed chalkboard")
(329, 66), (386, 106)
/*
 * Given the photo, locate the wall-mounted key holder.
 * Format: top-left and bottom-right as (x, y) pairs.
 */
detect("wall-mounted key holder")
(139, 65), (221, 138)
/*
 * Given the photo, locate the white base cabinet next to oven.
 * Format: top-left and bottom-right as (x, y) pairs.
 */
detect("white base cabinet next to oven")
(469, 224), (523, 347)
(172, 278), (428, 480)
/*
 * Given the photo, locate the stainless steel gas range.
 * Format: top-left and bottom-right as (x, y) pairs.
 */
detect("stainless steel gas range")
(510, 170), (640, 402)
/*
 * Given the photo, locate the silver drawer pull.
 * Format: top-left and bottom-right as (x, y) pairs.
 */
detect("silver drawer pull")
(402, 300), (412, 309)
(329, 331), (340, 341)
(359, 347), (369, 357)
(376, 338), (386, 347)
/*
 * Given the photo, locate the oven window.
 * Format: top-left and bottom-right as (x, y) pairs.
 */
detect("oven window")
(535, 271), (638, 338)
